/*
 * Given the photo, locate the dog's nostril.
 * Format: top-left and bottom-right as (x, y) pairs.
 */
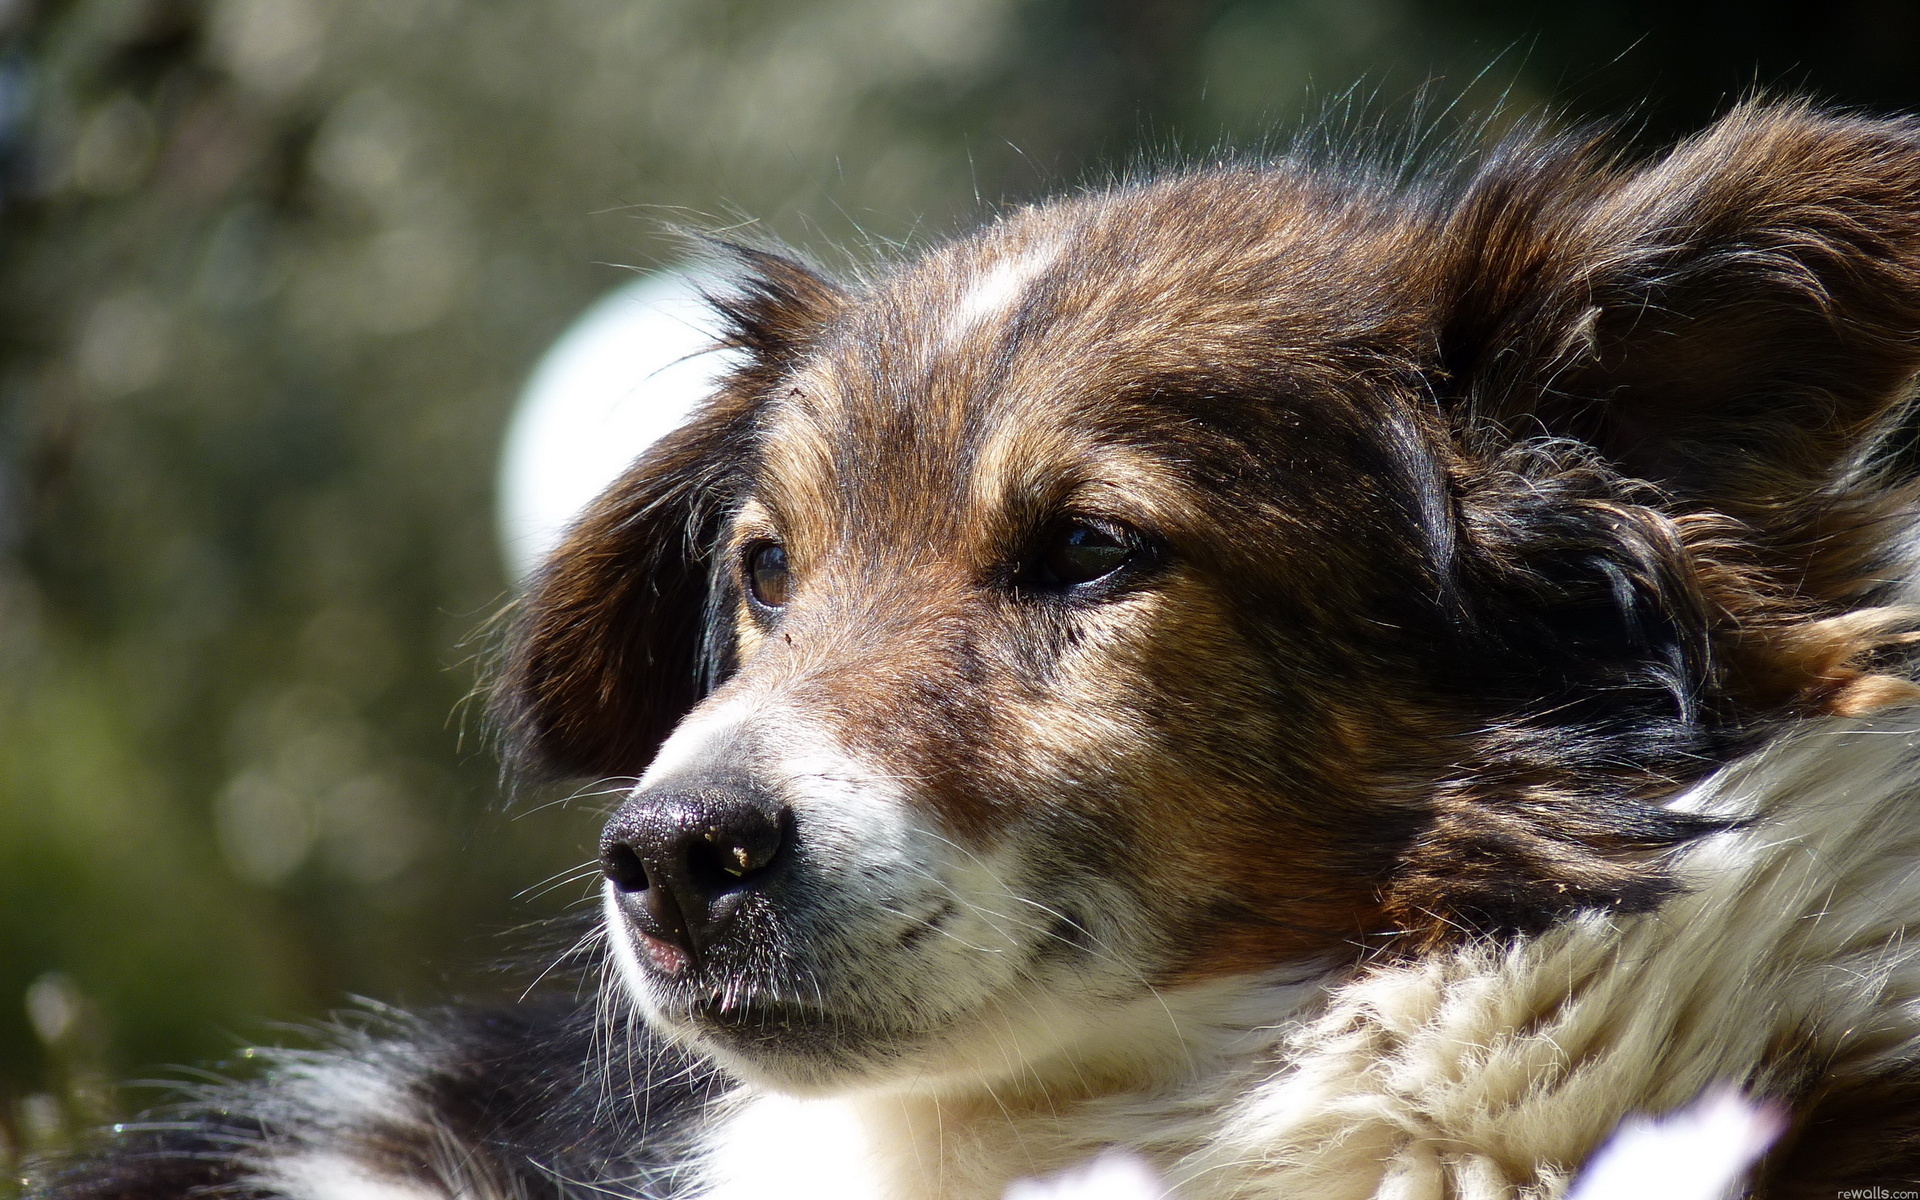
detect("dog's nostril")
(701, 816), (783, 879)
(683, 839), (739, 903)
(602, 841), (649, 893)
(674, 813), (786, 907)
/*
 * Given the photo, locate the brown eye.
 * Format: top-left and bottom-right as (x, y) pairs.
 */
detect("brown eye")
(746, 541), (790, 608)
(1041, 522), (1133, 587)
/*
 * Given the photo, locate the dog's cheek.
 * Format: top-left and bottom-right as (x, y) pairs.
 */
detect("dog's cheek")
(970, 586), (1268, 960)
(1024, 578), (1394, 978)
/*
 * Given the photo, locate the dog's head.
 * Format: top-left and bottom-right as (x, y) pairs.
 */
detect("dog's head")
(501, 105), (1920, 1092)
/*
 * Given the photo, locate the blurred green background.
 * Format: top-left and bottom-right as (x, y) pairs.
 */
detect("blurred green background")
(5, 0), (1920, 1177)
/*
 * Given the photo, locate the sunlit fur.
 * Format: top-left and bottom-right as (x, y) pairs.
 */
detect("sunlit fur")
(499, 100), (1920, 1194)
(41, 102), (1920, 1200)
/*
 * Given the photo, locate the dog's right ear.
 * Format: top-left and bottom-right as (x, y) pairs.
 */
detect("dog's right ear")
(498, 249), (845, 779)
(1431, 104), (1920, 558)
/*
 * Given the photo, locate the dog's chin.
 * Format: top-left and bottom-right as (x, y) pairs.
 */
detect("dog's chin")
(612, 947), (1090, 1094)
(626, 965), (1184, 1099)
(649, 995), (934, 1092)
(603, 926), (947, 1090)
(602, 892), (1159, 1094)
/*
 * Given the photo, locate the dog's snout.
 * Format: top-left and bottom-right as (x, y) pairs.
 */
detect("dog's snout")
(601, 776), (788, 967)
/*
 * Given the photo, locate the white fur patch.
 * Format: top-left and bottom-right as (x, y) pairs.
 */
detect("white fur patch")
(238, 1049), (502, 1200)
(636, 693), (760, 787)
(768, 734), (921, 869)
(256, 1152), (449, 1200)
(698, 1093), (886, 1200)
(944, 243), (1060, 341)
(271, 1058), (421, 1131)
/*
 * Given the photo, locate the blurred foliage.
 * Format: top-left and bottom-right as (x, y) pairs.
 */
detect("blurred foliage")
(3, 0), (1920, 1183)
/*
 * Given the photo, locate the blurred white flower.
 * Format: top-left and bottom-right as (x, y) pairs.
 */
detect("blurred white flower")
(1003, 1149), (1170, 1200)
(1569, 1088), (1787, 1200)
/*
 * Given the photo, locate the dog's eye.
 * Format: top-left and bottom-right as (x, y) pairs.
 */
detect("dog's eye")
(746, 541), (790, 608)
(1038, 521), (1133, 587)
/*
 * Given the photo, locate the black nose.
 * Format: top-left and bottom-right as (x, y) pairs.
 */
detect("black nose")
(600, 775), (788, 969)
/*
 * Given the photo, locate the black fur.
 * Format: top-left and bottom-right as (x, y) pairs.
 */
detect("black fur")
(33, 1001), (727, 1200)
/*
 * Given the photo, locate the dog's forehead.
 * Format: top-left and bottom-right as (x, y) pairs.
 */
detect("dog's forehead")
(752, 171), (1425, 527)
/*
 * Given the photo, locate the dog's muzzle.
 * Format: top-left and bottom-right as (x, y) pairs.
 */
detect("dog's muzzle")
(600, 772), (791, 972)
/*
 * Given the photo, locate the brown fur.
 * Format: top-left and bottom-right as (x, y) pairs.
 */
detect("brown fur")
(501, 102), (1920, 1186)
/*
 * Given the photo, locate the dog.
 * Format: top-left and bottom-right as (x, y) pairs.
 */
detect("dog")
(40, 100), (1920, 1199)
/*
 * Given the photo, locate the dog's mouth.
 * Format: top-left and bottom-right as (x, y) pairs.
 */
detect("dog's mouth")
(642, 982), (932, 1073)
(605, 907), (930, 1048)
(607, 907), (1060, 1084)
(689, 995), (895, 1041)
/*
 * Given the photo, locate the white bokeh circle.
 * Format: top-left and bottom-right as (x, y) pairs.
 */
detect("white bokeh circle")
(497, 267), (736, 582)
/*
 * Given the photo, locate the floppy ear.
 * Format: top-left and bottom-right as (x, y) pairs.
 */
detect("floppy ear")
(1382, 107), (1920, 943)
(1433, 103), (1920, 590)
(498, 249), (845, 779)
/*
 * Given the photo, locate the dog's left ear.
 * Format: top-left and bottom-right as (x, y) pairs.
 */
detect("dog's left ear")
(1434, 103), (1920, 564)
(497, 249), (845, 779)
